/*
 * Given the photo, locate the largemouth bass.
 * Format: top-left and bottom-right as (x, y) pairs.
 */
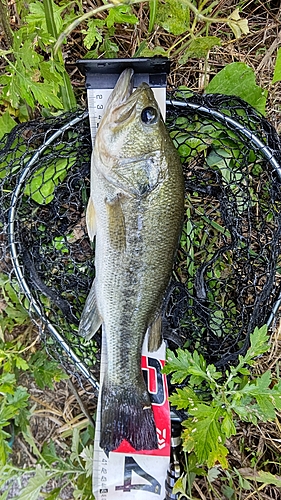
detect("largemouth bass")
(79, 68), (184, 455)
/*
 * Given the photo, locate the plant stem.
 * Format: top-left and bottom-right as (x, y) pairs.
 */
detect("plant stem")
(148, 0), (157, 33)
(43, 0), (76, 110)
(198, 0), (215, 13)
(171, 25), (207, 57)
(167, 32), (192, 56)
(43, 0), (58, 38)
(0, 0), (13, 48)
(54, 0), (150, 54)
(184, 452), (193, 499)
(180, 0), (231, 24)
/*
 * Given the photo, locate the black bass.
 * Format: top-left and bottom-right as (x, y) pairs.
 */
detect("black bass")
(79, 68), (184, 455)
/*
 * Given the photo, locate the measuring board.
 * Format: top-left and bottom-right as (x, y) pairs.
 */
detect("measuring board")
(77, 58), (173, 499)
(76, 58), (170, 145)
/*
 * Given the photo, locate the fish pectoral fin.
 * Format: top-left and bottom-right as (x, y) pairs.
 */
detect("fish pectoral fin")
(105, 194), (126, 252)
(115, 156), (164, 197)
(86, 197), (97, 242)
(147, 315), (162, 352)
(78, 279), (102, 340)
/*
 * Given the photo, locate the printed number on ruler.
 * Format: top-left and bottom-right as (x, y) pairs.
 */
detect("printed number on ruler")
(116, 457), (161, 494)
(87, 89), (112, 141)
(93, 347), (170, 499)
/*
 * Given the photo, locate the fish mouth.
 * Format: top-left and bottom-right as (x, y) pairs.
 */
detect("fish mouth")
(104, 69), (154, 126)
(105, 68), (134, 111)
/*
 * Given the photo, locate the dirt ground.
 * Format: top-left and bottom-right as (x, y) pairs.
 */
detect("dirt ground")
(1, 0), (281, 498)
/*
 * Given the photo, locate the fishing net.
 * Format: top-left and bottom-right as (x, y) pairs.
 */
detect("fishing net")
(165, 92), (281, 368)
(1, 92), (281, 394)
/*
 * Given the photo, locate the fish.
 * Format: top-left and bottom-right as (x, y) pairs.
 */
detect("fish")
(78, 68), (185, 455)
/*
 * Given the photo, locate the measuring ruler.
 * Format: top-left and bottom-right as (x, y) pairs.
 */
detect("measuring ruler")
(92, 332), (171, 500)
(77, 57), (173, 500)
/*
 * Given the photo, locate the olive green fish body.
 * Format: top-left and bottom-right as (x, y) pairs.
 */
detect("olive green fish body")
(79, 69), (184, 454)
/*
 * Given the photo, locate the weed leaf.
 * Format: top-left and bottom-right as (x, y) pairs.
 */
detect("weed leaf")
(0, 112), (17, 139)
(180, 36), (221, 64)
(221, 412), (236, 438)
(237, 371), (281, 420)
(253, 471), (281, 487)
(24, 157), (76, 204)
(163, 349), (190, 383)
(41, 441), (64, 467)
(30, 351), (67, 389)
(182, 404), (227, 466)
(14, 466), (55, 500)
(156, 0), (190, 35)
(173, 474), (187, 495)
(169, 387), (200, 409)
(273, 47), (281, 83)
(82, 19), (103, 50)
(79, 445), (94, 478)
(242, 470), (281, 487)
(242, 324), (269, 363)
(105, 5), (138, 28)
(205, 62), (267, 114)
(227, 9), (249, 39)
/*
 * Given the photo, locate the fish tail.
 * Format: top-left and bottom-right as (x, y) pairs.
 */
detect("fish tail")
(100, 379), (158, 455)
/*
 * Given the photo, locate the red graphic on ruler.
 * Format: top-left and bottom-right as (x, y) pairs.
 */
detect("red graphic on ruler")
(114, 356), (170, 456)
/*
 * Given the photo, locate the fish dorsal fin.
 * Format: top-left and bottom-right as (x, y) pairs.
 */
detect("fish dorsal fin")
(78, 279), (102, 340)
(147, 315), (162, 352)
(86, 197), (97, 242)
(105, 195), (126, 252)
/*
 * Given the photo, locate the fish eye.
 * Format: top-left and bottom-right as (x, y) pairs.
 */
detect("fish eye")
(141, 107), (159, 125)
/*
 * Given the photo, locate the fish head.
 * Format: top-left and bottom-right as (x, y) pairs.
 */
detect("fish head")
(94, 68), (166, 164)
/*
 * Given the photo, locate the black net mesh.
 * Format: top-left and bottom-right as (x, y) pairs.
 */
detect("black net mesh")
(165, 92), (281, 368)
(1, 92), (281, 392)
